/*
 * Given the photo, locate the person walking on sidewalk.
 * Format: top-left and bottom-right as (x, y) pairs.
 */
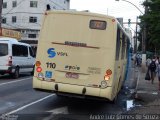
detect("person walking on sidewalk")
(149, 56), (156, 84)
(155, 56), (159, 67)
(146, 57), (151, 70)
(156, 62), (160, 91)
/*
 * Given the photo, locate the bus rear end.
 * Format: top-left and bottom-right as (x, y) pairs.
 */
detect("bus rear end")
(33, 11), (117, 101)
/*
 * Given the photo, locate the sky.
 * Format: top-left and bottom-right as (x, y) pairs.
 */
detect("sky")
(70, 0), (144, 35)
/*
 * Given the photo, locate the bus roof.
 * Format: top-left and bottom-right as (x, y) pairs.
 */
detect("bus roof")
(45, 10), (116, 20)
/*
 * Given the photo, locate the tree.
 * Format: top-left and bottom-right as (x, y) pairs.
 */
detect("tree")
(139, 0), (160, 53)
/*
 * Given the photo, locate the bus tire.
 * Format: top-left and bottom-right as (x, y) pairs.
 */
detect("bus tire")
(111, 78), (121, 104)
(110, 92), (119, 104)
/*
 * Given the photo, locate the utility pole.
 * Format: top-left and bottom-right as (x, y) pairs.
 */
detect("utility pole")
(0, 0), (3, 28)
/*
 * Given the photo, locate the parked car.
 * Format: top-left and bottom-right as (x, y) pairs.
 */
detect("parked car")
(0, 37), (35, 78)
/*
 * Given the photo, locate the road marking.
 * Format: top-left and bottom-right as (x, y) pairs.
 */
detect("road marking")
(0, 77), (32, 86)
(137, 91), (158, 95)
(44, 107), (68, 120)
(6, 94), (55, 115)
(47, 106), (68, 114)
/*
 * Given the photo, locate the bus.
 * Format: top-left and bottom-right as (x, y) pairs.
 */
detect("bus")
(33, 10), (131, 101)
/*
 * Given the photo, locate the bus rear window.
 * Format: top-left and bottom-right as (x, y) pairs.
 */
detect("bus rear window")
(0, 43), (8, 57)
(89, 20), (106, 30)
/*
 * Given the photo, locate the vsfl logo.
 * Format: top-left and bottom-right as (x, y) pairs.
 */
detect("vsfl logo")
(47, 48), (68, 58)
(57, 52), (68, 56)
(47, 48), (56, 58)
(65, 65), (80, 71)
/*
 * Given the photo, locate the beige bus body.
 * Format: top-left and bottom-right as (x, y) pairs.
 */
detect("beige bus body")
(33, 11), (129, 101)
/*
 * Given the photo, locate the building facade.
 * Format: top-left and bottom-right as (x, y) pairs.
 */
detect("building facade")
(2, 0), (70, 48)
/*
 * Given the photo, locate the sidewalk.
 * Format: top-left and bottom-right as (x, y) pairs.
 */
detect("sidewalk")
(127, 66), (160, 114)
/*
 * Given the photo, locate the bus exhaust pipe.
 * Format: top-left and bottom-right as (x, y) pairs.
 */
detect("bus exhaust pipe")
(55, 84), (58, 91)
(82, 88), (86, 95)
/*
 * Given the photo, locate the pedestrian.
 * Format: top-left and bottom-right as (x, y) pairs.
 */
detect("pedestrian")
(136, 54), (140, 66)
(135, 54), (138, 66)
(146, 57), (151, 71)
(155, 56), (159, 66)
(149, 56), (156, 84)
(133, 54), (137, 66)
(156, 62), (160, 90)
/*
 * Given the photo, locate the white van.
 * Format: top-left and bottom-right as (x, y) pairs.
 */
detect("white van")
(0, 37), (35, 78)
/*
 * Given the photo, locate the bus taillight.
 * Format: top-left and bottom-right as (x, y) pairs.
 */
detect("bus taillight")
(104, 75), (110, 81)
(35, 61), (43, 78)
(104, 69), (112, 81)
(112, 19), (115, 22)
(106, 69), (112, 75)
(36, 67), (42, 72)
(35, 61), (41, 67)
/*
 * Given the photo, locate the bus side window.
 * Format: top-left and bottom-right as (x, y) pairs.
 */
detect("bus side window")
(116, 27), (120, 60)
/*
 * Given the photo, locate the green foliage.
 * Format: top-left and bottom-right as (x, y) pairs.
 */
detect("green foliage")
(139, 0), (160, 53)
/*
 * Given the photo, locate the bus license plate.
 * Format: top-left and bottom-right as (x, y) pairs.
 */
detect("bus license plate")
(65, 72), (79, 79)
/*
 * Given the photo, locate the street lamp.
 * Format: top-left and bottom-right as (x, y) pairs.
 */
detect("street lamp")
(115, 0), (143, 14)
(115, 0), (144, 53)
(116, 0), (147, 73)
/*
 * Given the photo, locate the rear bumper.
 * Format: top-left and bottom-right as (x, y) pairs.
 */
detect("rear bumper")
(33, 88), (111, 101)
(55, 91), (112, 101)
(33, 77), (113, 101)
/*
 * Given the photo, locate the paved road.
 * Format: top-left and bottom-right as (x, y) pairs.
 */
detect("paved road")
(0, 74), (133, 120)
(0, 74), (50, 114)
